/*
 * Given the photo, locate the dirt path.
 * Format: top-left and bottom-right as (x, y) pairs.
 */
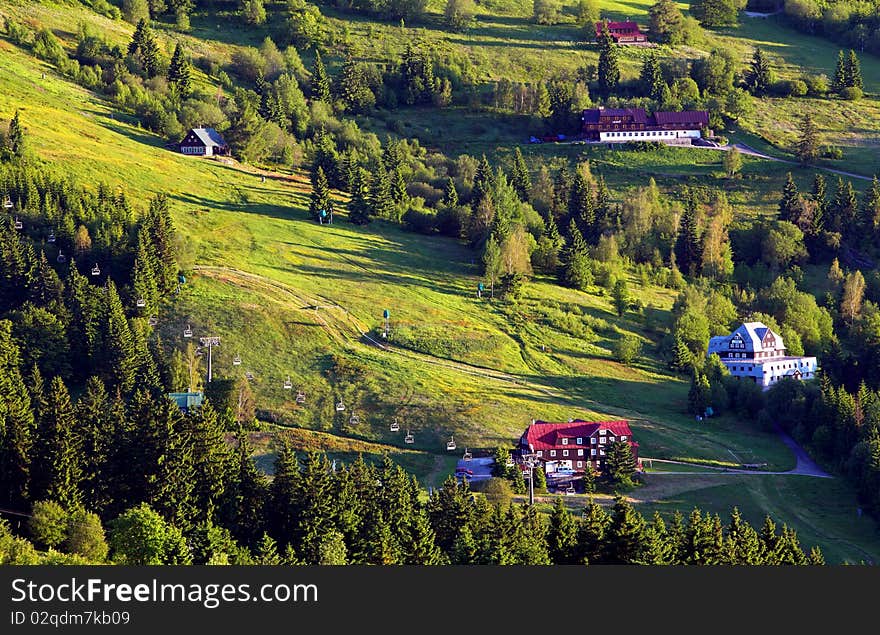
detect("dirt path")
(724, 143), (873, 182)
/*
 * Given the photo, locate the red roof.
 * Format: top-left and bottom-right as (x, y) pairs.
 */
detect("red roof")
(596, 20), (644, 36)
(522, 420), (636, 452)
(651, 110), (709, 126)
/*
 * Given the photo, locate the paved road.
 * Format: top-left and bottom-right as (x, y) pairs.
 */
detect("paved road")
(643, 427), (832, 478)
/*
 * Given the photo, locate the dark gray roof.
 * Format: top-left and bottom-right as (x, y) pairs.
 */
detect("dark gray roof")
(190, 128), (227, 148)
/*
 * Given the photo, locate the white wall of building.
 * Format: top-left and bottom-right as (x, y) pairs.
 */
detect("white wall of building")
(598, 129), (700, 142)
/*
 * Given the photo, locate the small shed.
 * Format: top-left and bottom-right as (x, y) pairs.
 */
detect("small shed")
(178, 127), (229, 157)
(167, 391), (204, 412)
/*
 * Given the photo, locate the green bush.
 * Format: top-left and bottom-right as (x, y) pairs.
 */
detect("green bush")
(840, 87), (863, 101)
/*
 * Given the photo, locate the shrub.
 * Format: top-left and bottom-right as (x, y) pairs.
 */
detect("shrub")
(821, 145), (843, 160)
(613, 334), (642, 365)
(802, 73), (829, 96)
(840, 87), (863, 101)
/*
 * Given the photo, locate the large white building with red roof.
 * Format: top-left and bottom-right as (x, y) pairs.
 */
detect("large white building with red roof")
(519, 420), (638, 475)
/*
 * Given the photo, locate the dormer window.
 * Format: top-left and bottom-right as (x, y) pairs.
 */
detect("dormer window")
(729, 334), (745, 350)
(561, 438), (568, 445)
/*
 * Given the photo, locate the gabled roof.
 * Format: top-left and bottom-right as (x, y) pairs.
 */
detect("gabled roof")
(707, 322), (786, 355)
(522, 420), (635, 452)
(650, 110), (709, 126)
(187, 127), (227, 148)
(596, 20), (643, 33)
(582, 107), (648, 123)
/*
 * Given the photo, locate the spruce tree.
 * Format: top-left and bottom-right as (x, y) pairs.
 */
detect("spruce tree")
(391, 166), (408, 205)
(32, 376), (83, 510)
(671, 331), (693, 372)
(8, 110), (25, 159)
(859, 175), (880, 237)
(167, 43), (192, 96)
(223, 433), (267, 548)
(606, 497), (647, 564)
(402, 509), (444, 565)
(639, 53), (665, 102)
(561, 220), (592, 290)
(0, 321), (33, 509)
(443, 177), (458, 207)
(833, 50), (847, 93)
(778, 172), (800, 222)
(510, 148), (531, 202)
(268, 439), (300, 547)
(845, 49), (863, 91)
(688, 368), (711, 415)
(347, 167), (373, 225)
(831, 176), (858, 235)
(132, 229), (159, 312)
(546, 497), (578, 564)
(603, 440), (638, 489)
(308, 165), (333, 223)
(102, 280), (136, 394)
(795, 114), (820, 165)
(744, 47), (773, 96)
(427, 476), (474, 553)
(185, 401), (233, 526)
(567, 171), (594, 240)
(674, 196), (701, 276)
(293, 451), (335, 563)
(369, 167), (393, 220)
(311, 51), (331, 102)
(138, 24), (161, 78)
(75, 376), (113, 515)
(597, 21), (620, 96)
(577, 500), (610, 564)
(811, 173), (828, 233)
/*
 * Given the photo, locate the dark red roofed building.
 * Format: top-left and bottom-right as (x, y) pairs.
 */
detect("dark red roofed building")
(596, 20), (648, 44)
(519, 420), (638, 474)
(580, 107), (710, 143)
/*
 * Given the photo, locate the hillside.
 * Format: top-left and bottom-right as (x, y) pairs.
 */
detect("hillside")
(1, 0), (880, 564)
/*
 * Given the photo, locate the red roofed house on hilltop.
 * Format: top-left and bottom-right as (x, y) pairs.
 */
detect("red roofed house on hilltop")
(519, 420), (638, 475)
(580, 107), (710, 144)
(595, 20), (648, 44)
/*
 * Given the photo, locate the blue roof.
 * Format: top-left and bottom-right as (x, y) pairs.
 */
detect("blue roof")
(190, 128), (227, 148)
(167, 391), (204, 410)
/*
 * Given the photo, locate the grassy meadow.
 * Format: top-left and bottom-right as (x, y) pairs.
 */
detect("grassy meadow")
(2, 0), (880, 562)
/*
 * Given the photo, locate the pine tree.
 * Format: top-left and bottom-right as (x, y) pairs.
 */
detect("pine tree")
(510, 148), (531, 202)
(311, 51), (331, 102)
(293, 452), (335, 563)
(32, 376), (83, 510)
(597, 21), (620, 96)
(138, 24), (161, 78)
(402, 509), (443, 565)
(567, 170), (595, 240)
(391, 166), (408, 205)
(222, 433), (267, 548)
(427, 476), (474, 553)
(308, 165), (333, 223)
(471, 155), (493, 209)
(347, 167), (373, 225)
(674, 196), (701, 276)
(640, 53), (665, 102)
(744, 47), (773, 96)
(577, 499), (611, 564)
(605, 497), (647, 563)
(603, 440), (638, 489)
(167, 43), (192, 96)
(612, 278), (629, 317)
(0, 321), (33, 509)
(723, 507), (763, 564)
(186, 402), (233, 526)
(268, 439), (300, 547)
(795, 114), (820, 165)
(778, 172), (800, 222)
(132, 229), (159, 312)
(561, 220), (592, 290)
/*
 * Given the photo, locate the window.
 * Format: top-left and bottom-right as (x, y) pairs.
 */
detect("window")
(620, 435), (627, 441)
(562, 450), (569, 457)
(577, 449), (584, 456)
(591, 437), (597, 445)
(561, 438), (568, 445)
(550, 450), (556, 457)
(577, 461), (583, 468)
(608, 436), (615, 443)
(536, 450), (542, 457)
(591, 449), (597, 456)
(600, 450), (606, 456)
(576, 437), (583, 445)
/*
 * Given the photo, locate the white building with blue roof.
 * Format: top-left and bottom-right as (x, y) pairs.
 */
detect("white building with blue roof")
(707, 322), (818, 390)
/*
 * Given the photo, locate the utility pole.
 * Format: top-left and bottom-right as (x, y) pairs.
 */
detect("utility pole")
(522, 452), (537, 506)
(199, 336), (221, 383)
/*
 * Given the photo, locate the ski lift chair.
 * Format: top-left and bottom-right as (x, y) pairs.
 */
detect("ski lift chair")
(295, 391), (306, 404)
(390, 418), (400, 432)
(462, 448), (472, 462)
(91, 264), (100, 276)
(56, 251), (66, 264)
(446, 436), (457, 451)
(349, 414), (360, 425)
(148, 316), (158, 327)
(245, 371), (254, 380)
(283, 376), (293, 389)
(47, 232), (56, 243)
(183, 324), (193, 338)
(14, 217), (22, 230)
(404, 431), (414, 444)
(136, 298), (146, 308)
(335, 401), (345, 412)
(233, 354), (242, 366)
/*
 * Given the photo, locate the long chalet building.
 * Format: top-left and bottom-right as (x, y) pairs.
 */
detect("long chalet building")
(581, 107), (710, 144)
(595, 20), (648, 44)
(520, 419), (638, 475)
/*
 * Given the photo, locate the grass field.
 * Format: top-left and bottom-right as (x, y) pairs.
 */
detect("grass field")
(2, 0), (880, 561)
